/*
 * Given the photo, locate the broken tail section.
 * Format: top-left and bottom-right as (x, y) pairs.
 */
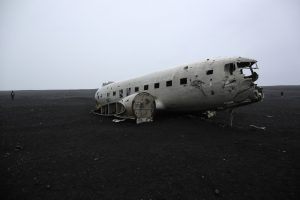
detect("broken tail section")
(93, 92), (156, 124)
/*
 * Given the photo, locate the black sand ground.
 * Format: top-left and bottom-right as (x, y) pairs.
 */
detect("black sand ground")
(0, 86), (299, 200)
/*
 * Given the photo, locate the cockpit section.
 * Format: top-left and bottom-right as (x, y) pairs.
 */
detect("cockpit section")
(223, 59), (263, 107)
(224, 61), (258, 81)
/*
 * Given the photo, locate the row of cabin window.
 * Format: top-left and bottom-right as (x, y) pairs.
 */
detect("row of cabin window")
(101, 69), (215, 98)
(106, 78), (188, 98)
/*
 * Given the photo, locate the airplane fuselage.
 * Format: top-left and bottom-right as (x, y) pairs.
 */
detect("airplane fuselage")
(95, 57), (263, 116)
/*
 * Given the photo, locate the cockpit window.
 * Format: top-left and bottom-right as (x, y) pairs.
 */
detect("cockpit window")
(242, 67), (252, 77)
(237, 62), (259, 81)
(237, 62), (255, 68)
(224, 63), (236, 75)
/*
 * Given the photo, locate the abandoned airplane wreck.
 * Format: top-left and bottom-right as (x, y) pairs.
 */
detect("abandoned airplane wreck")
(93, 57), (263, 124)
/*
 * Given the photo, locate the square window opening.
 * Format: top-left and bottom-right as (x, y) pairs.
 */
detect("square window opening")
(119, 89), (123, 98)
(166, 80), (172, 87)
(126, 88), (131, 96)
(144, 85), (149, 90)
(206, 70), (213, 75)
(180, 78), (187, 85)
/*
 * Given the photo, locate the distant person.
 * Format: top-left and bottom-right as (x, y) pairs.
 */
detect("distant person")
(281, 91), (284, 97)
(11, 91), (15, 100)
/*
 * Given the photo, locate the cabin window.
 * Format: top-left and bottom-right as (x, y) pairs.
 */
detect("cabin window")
(135, 87), (139, 92)
(166, 80), (172, 87)
(154, 83), (159, 89)
(225, 63), (236, 75)
(113, 91), (116, 96)
(119, 89), (123, 98)
(144, 85), (149, 90)
(206, 70), (213, 75)
(107, 92), (110, 97)
(180, 78), (187, 85)
(126, 88), (131, 96)
(237, 62), (254, 68)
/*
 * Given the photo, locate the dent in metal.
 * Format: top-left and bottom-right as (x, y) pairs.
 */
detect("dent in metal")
(191, 79), (206, 96)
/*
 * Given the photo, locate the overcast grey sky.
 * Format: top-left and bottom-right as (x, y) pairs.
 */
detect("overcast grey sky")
(1, 0), (299, 90)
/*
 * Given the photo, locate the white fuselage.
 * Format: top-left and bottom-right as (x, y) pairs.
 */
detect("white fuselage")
(95, 57), (262, 112)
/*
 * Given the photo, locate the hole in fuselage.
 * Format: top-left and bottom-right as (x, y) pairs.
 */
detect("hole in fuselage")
(224, 63), (236, 75)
